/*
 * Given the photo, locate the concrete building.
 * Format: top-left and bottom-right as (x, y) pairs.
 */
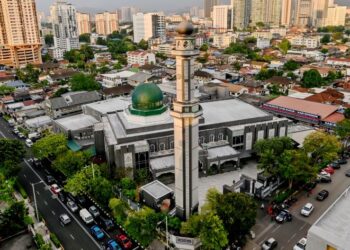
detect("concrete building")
(120, 7), (137, 23)
(250, 0), (282, 27)
(325, 4), (347, 26)
(231, 0), (250, 29)
(311, 0), (331, 27)
(50, 1), (79, 59)
(213, 33), (236, 48)
(257, 38), (271, 49)
(0, 0), (42, 68)
(76, 12), (91, 35)
(133, 13), (165, 43)
(250, 0), (266, 26)
(203, 0), (219, 18)
(289, 35), (319, 48)
(212, 5), (233, 32)
(306, 186), (350, 250)
(281, 0), (293, 27)
(95, 12), (119, 36)
(126, 51), (156, 66)
(296, 0), (313, 27)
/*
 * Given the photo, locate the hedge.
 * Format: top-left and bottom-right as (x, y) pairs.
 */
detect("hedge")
(15, 179), (28, 199)
(50, 233), (61, 248)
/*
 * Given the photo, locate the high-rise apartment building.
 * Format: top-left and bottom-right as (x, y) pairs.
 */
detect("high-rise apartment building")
(120, 7), (137, 23)
(266, 0), (282, 27)
(325, 4), (347, 26)
(76, 12), (91, 35)
(133, 13), (165, 43)
(311, 0), (332, 27)
(190, 6), (200, 17)
(281, 0), (293, 26)
(204, 0), (219, 18)
(212, 5), (233, 31)
(50, 1), (79, 59)
(250, 0), (266, 26)
(231, 0), (250, 29)
(296, 0), (313, 27)
(0, 0), (42, 67)
(95, 12), (119, 36)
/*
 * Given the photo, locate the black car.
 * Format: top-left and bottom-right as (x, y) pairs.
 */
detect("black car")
(345, 169), (350, 177)
(316, 190), (329, 201)
(336, 158), (348, 165)
(58, 191), (66, 203)
(328, 162), (340, 169)
(98, 216), (114, 231)
(46, 175), (55, 185)
(275, 210), (292, 223)
(76, 194), (87, 206)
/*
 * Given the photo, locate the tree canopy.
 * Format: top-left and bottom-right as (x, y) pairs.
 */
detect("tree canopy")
(0, 139), (26, 179)
(301, 69), (323, 88)
(52, 151), (90, 177)
(44, 34), (54, 46)
(278, 39), (291, 54)
(79, 33), (91, 43)
(32, 134), (67, 160)
(283, 60), (300, 71)
(0, 86), (15, 96)
(321, 34), (331, 44)
(109, 198), (129, 225)
(0, 202), (27, 237)
(70, 73), (101, 91)
(16, 64), (40, 85)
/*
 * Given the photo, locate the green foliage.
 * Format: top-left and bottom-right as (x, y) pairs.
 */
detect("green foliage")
(255, 69), (282, 81)
(317, 25), (344, 33)
(14, 179), (28, 199)
(32, 134), (67, 160)
(243, 36), (257, 45)
(196, 53), (209, 63)
(321, 48), (329, 54)
(53, 87), (69, 98)
(256, 22), (265, 28)
(301, 69), (323, 88)
(42, 53), (52, 63)
(336, 119), (350, 146)
(89, 177), (113, 207)
(16, 64), (40, 84)
(134, 168), (151, 185)
(321, 34), (331, 44)
(199, 213), (228, 250)
(168, 216), (182, 231)
(44, 34), (54, 46)
(50, 233), (61, 248)
(0, 177), (15, 202)
(273, 189), (293, 203)
(232, 61), (241, 71)
(345, 29), (350, 36)
(79, 33), (91, 43)
(0, 139), (25, 179)
(70, 73), (101, 91)
(332, 32), (343, 41)
(0, 202), (27, 237)
(278, 39), (291, 54)
(303, 131), (341, 166)
(96, 37), (107, 45)
(283, 60), (300, 71)
(199, 43), (209, 52)
(120, 177), (137, 200)
(124, 207), (161, 247)
(64, 45), (94, 63)
(224, 42), (250, 54)
(34, 233), (51, 250)
(0, 85), (15, 96)
(138, 39), (148, 50)
(109, 198), (129, 225)
(52, 151), (89, 177)
(24, 215), (33, 225)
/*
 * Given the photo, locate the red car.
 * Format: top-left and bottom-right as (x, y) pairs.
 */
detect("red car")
(116, 234), (132, 249)
(50, 184), (62, 194)
(322, 167), (335, 175)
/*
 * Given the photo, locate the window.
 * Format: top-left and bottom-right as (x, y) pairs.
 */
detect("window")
(199, 136), (205, 144)
(150, 144), (156, 152)
(232, 135), (244, 145)
(159, 143), (165, 151)
(218, 133), (224, 141)
(170, 141), (174, 149)
(209, 134), (215, 142)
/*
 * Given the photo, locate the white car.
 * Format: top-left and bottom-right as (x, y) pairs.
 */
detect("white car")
(301, 203), (314, 217)
(25, 139), (33, 147)
(261, 237), (278, 250)
(59, 214), (71, 225)
(293, 237), (307, 250)
(319, 171), (331, 177)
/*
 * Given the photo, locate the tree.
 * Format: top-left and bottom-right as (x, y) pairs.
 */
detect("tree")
(79, 33), (91, 43)
(109, 198), (129, 224)
(88, 177), (113, 206)
(0, 86), (15, 96)
(138, 39), (148, 50)
(301, 69), (323, 88)
(52, 87), (69, 98)
(320, 48), (329, 54)
(278, 150), (316, 189)
(96, 37), (107, 46)
(52, 151), (89, 177)
(124, 207), (161, 247)
(278, 39), (291, 54)
(321, 34), (331, 44)
(0, 139), (25, 178)
(283, 60), (300, 71)
(199, 44), (209, 52)
(80, 45), (94, 61)
(303, 131), (341, 166)
(155, 52), (167, 60)
(70, 73), (101, 91)
(32, 134), (67, 160)
(232, 61), (241, 71)
(0, 202), (26, 237)
(16, 64), (40, 84)
(344, 109), (350, 119)
(254, 137), (294, 175)
(256, 22), (265, 28)
(44, 34), (54, 46)
(332, 32), (343, 41)
(42, 53), (53, 63)
(345, 29), (350, 36)
(335, 119), (350, 148)
(243, 37), (257, 45)
(255, 69), (280, 81)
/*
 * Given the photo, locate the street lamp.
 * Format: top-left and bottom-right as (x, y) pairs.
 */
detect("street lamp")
(157, 216), (169, 249)
(31, 181), (43, 222)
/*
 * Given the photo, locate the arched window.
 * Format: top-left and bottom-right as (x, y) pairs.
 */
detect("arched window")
(218, 133), (224, 141)
(159, 143), (165, 151)
(150, 144), (156, 152)
(209, 134), (215, 142)
(199, 136), (205, 144)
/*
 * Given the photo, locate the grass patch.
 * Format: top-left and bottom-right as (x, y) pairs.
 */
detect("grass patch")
(50, 233), (61, 248)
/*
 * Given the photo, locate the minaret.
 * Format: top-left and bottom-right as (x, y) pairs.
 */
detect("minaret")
(171, 22), (202, 220)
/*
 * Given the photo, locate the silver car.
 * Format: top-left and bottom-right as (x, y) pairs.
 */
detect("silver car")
(67, 200), (78, 213)
(59, 214), (71, 225)
(89, 205), (100, 218)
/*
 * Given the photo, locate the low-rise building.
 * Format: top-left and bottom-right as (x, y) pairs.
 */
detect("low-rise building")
(326, 57), (350, 67)
(127, 51), (156, 66)
(213, 33), (236, 49)
(289, 36), (320, 49)
(100, 71), (136, 88)
(257, 38), (271, 49)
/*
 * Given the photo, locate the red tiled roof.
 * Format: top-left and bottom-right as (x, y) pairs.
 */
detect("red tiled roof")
(322, 112), (345, 123)
(266, 96), (339, 119)
(23, 100), (35, 106)
(304, 89), (344, 104)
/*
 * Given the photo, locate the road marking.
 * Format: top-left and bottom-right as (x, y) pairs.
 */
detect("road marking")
(23, 174), (27, 179)
(287, 233), (297, 243)
(70, 234), (75, 240)
(271, 224), (281, 234)
(299, 223), (307, 231)
(255, 222), (276, 241)
(51, 210), (56, 215)
(44, 200), (48, 206)
(23, 159), (102, 249)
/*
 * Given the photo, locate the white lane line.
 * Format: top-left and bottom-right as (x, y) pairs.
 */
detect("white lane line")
(287, 233), (297, 243)
(51, 210), (56, 215)
(44, 200), (48, 206)
(23, 159), (102, 250)
(271, 224), (281, 234)
(23, 174), (27, 179)
(36, 191), (40, 195)
(70, 234), (75, 240)
(0, 130), (6, 138)
(299, 223), (307, 231)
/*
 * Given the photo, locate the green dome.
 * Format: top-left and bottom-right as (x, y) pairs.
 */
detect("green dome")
(130, 83), (167, 116)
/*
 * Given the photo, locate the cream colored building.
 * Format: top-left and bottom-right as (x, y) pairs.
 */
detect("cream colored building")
(296, 0), (313, 27)
(281, 0), (293, 27)
(212, 5), (233, 32)
(0, 0), (42, 68)
(76, 12), (91, 35)
(213, 33), (236, 48)
(204, 0), (219, 18)
(95, 12), (119, 36)
(325, 4), (347, 26)
(231, 0), (250, 29)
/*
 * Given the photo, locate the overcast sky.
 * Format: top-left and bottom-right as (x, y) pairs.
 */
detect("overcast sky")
(36, 0), (349, 14)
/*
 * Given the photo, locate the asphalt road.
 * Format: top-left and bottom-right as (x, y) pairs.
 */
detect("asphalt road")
(249, 160), (350, 250)
(0, 117), (101, 250)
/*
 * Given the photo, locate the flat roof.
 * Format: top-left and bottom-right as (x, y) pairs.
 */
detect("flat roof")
(54, 114), (99, 130)
(83, 97), (130, 115)
(266, 96), (339, 119)
(101, 71), (135, 78)
(140, 180), (173, 200)
(307, 186), (350, 249)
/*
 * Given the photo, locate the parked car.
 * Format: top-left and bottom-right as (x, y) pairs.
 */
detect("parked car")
(336, 158), (348, 165)
(18, 132), (25, 139)
(275, 209), (292, 223)
(76, 195), (87, 206)
(59, 214), (71, 225)
(90, 225), (105, 240)
(261, 237), (277, 250)
(98, 216), (114, 231)
(80, 209), (94, 224)
(58, 191), (66, 202)
(25, 139), (33, 147)
(345, 169), (350, 177)
(328, 162), (340, 169)
(106, 239), (122, 250)
(67, 200), (78, 213)
(301, 203), (314, 217)
(316, 174), (332, 183)
(12, 128), (19, 134)
(31, 158), (42, 168)
(304, 181), (317, 192)
(50, 184), (61, 194)
(89, 206), (100, 218)
(116, 234), (132, 249)
(293, 237), (307, 250)
(316, 190), (329, 201)
(322, 166), (334, 175)
(46, 175), (55, 185)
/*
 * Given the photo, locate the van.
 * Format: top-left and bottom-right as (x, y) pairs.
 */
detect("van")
(79, 208), (94, 224)
(28, 132), (40, 140)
